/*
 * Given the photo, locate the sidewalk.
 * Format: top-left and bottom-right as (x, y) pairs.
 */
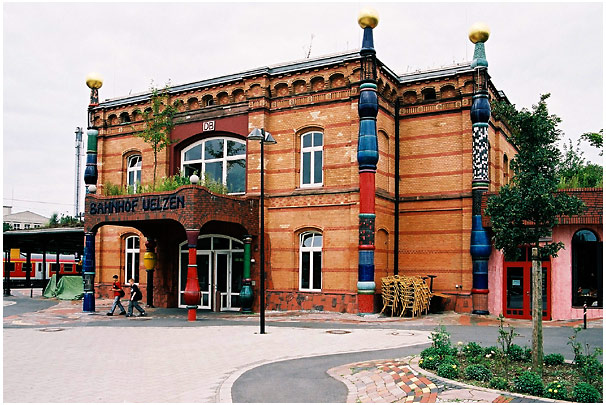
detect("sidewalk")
(3, 291), (601, 403)
(4, 289), (602, 329)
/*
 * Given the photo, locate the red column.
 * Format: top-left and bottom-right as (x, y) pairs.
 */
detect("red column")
(183, 229), (201, 321)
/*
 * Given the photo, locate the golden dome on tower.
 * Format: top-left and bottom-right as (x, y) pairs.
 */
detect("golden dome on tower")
(358, 8), (379, 29)
(86, 72), (103, 89)
(468, 22), (490, 43)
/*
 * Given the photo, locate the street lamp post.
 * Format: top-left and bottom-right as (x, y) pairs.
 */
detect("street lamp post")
(247, 128), (277, 334)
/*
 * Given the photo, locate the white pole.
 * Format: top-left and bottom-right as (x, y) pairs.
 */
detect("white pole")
(74, 127), (83, 218)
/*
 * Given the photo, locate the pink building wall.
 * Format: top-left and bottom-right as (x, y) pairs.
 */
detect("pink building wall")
(488, 224), (603, 321)
(488, 249), (504, 316)
(550, 224), (602, 321)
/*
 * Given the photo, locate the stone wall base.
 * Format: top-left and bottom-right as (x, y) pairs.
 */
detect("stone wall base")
(266, 290), (358, 313)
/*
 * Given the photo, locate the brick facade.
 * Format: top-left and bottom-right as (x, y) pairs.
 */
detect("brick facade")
(87, 51), (520, 314)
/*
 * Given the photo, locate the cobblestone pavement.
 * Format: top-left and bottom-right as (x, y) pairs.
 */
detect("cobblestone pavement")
(328, 357), (555, 403)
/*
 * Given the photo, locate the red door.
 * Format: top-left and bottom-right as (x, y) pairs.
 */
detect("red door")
(503, 247), (551, 320)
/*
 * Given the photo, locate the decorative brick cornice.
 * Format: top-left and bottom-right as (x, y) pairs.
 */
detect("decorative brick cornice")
(84, 185), (259, 235)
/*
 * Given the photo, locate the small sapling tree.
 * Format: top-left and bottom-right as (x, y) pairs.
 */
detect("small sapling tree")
(486, 94), (584, 374)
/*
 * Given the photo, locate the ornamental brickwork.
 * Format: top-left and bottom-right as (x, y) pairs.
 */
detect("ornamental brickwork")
(87, 47), (517, 313)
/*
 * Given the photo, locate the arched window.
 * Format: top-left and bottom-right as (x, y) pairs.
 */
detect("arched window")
(572, 230), (602, 307)
(202, 95), (214, 107)
(127, 155), (142, 192)
(300, 131), (323, 187)
(299, 231), (322, 291)
(125, 235), (140, 283)
(119, 112), (130, 124)
(503, 154), (509, 185)
(422, 88), (436, 101)
(181, 137), (246, 194)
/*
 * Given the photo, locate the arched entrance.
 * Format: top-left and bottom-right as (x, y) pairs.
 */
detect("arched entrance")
(178, 235), (244, 311)
(572, 229), (602, 308)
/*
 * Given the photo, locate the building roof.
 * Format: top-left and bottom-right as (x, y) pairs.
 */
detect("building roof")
(3, 227), (85, 253)
(95, 50), (478, 110)
(556, 188), (603, 225)
(481, 188), (603, 227)
(97, 50), (362, 109)
(3, 210), (49, 224)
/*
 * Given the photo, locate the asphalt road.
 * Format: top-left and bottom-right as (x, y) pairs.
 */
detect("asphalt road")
(2, 293), (58, 317)
(231, 324), (602, 402)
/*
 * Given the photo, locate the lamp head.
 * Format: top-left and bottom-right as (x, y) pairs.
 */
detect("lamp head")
(86, 72), (103, 89)
(358, 8), (379, 29)
(247, 128), (265, 141)
(263, 132), (277, 144)
(469, 22), (490, 44)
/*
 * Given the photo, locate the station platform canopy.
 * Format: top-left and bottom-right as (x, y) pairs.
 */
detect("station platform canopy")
(3, 227), (84, 254)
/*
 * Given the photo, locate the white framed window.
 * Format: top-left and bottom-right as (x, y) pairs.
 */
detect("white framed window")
(300, 131), (323, 187)
(181, 137), (246, 194)
(127, 155), (142, 191)
(299, 231), (322, 291)
(125, 235), (140, 283)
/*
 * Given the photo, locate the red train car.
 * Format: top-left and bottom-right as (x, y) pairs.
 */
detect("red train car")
(3, 253), (80, 280)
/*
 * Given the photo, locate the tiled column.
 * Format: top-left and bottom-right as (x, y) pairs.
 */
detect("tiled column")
(469, 24), (492, 314)
(183, 229), (201, 321)
(356, 9), (380, 313)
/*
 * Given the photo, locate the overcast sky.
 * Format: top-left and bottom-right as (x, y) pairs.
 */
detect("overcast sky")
(2, 1), (603, 218)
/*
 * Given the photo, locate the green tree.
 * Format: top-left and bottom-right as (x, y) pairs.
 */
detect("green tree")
(581, 129), (603, 155)
(3, 223), (13, 232)
(558, 138), (603, 188)
(135, 84), (177, 189)
(48, 213), (59, 227)
(486, 94), (585, 374)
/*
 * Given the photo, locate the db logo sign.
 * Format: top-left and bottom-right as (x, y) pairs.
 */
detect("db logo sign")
(203, 121), (215, 132)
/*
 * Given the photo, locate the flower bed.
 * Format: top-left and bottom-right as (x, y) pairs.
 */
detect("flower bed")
(418, 322), (603, 403)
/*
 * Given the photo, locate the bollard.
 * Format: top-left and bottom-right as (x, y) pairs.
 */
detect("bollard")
(583, 302), (587, 329)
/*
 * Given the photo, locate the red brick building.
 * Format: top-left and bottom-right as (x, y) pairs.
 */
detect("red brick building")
(83, 40), (602, 320)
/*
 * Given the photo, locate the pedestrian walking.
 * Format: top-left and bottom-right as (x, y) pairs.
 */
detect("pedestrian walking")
(126, 278), (147, 317)
(107, 275), (126, 316)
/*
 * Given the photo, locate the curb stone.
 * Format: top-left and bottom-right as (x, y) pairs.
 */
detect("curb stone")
(408, 356), (568, 403)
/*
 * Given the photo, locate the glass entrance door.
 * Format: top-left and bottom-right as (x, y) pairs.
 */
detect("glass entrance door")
(198, 253), (211, 309)
(503, 247), (551, 320)
(215, 251), (244, 311)
(179, 235), (244, 311)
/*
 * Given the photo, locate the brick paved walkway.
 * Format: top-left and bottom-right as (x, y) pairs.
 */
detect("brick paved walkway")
(328, 357), (553, 403)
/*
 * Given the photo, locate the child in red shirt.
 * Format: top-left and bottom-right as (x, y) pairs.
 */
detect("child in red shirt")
(107, 275), (126, 316)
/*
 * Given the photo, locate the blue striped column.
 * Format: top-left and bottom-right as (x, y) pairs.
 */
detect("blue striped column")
(357, 9), (380, 313)
(469, 24), (492, 315)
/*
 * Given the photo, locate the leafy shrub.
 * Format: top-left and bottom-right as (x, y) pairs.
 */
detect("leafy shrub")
(462, 342), (483, 359)
(429, 325), (457, 357)
(506, 344), (526, 362)
(513, 371), (544, 396)
(543, 381), (569, 401)
(419, 355), (440, 370)
(572, 382), (602, 403)
(464, 364), (492, 382)
(437, 360), (459, 379)
(420, 346), (439, 359)
(543, 353), (565, 366)
(523, 346), (532, 361)
(489, 377), (510, 391)
(579, 356), (603, 386)
(483, 345), (500, 357)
